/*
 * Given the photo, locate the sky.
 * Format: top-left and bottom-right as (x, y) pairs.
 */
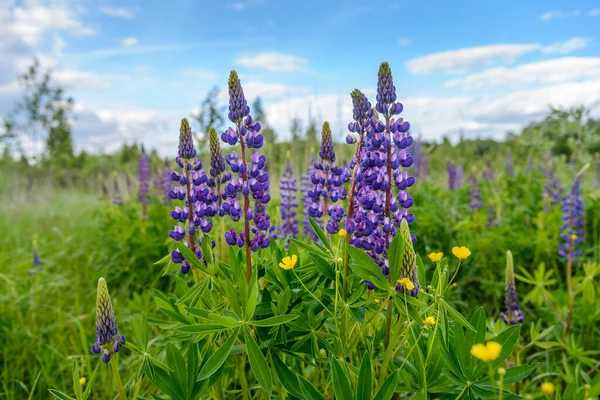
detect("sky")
(1, 0), (600, 156)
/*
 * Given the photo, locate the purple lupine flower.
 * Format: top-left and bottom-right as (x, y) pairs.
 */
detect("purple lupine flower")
(447, 162), (457, 191)
(160, 159), (172, 204)
(542, 159), (564, 210)
(280, 161), (299, 239)
(483, 161), (494, 181)
(308, 122), (349, 234)
(208, 127), (231, 215)
(505, 152), (514, 177)
(91, 278), (125, 363)
(168, 118), (215, 274)
(138, 146), (150, 205)
(456, 165), (463, 188)
(468, 173), (483, 211)
(500, 251), (524, 325)
(559, 173), (585, 259)
(221, 71), (271, 280)
(28, 234), (42, 275)
(112, 176), (123, 206)
(412, 140), (422, 178)
(300, 158), (320, 241)
(486, 204), (498, 227)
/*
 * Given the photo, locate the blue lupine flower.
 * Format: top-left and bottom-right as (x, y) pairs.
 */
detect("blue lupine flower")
(91, 278), (125, 363)
(500, 251), (524, 324)
(280, 161), (299, 239)
(559, 174), (584, 259)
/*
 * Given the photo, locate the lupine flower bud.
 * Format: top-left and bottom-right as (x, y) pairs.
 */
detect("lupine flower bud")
(395, 219), (419, 296)
(92, 278), (125, 363)
(138, 146), (150, 205)
(178, 118), (196, 159)
(500, 251), (524, 324)
(559, 172), (585, 259)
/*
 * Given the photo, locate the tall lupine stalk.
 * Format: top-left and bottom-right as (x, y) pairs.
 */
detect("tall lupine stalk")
(153, 158), (172, 205)
(344, 89), (373, 293)
(500, 251), (524, 325)
(279, 161), (299, 240)
(483, 161), (494, 181)
(456, 165), (464, 188)
(542, 159), (564, 211)
(307, 122), (349, 234)
(300, 159), (319, 241)
(447, 162), (457, 191)
(207, 127), (231, 259)
(112, 175), (123, 206)
(560, 165), (588, 338)
(505, 152), (514, 177)
(413, 140), (422, 178)
(91, 278), (126, 398)
(138, 146), (151, 219)
(468, 173), (483, 212)
(168, 118), (215, 279)
(221, 71), (271, 281)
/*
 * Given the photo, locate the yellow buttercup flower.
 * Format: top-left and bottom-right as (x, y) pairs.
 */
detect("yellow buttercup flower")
(541, 382), (555, 395)
(338, 229), (347, 237)
(424, 316), (436, 325)
(470, 341), (502, 362)
(79, 377), (86, 385)
(570, 234), (578, 241)
(397, 278), (415, 291)
(279, 255), (298, 270)
(374, 299), (381, 304)
(452, 246), (471, 260)
(428, 252), (443, 262)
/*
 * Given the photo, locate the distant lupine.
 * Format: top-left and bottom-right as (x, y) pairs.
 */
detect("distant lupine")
(138, 146), (151, 219)
(153, 159), (172, 204)
(28, 234), (42, 275)
(307, 122), (349, 234)
(125, 172), (133, 195)
(500, 251), (524, 325)
(279, 161), (299, 239)
(412, 140), (422, 178)
(91, 278), (125, 363)
(300, 159), (319, 241)
(505, 152), (514, 177)
(207, 127), (231, 214)
(483, 161), (494, 181)
(486, 204), (498, 227)
(447, 162), (457, 191)
(468, 173), (483, 211)
(221, 71), (272, 280)
(168, 118), (215, 274)
(112, 176), (123, 206)
(542, 161), (564, 209)
(420, 150), (429, 180)
(559, 173), (584, 259)
(100, 178), (109, 200)
(456, 165), (464, 188)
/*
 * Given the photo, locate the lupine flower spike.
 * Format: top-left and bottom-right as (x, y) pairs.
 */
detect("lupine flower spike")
(91, 278), (125, 363)
(279, 160), (299, 240)
(468, 172), (483, 211)
(395, 219), (419, 296)
(500, 250), (524, 324)
(559, 168), (587, 259)
(301, 159), (320, 240)
(112, 175), (123, 206)
(138, 145), (150, 218)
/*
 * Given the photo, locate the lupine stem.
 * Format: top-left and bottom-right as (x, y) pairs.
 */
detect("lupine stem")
(239, 135), (253, 282)
(218, 183), (227, 261)
(110, 356), (127, 400)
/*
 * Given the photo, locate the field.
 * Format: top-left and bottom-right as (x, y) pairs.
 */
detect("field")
(1, 66), (600, 400)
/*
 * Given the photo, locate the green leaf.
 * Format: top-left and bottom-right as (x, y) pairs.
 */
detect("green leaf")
(308, 252), (336, 280)
(201, 234), (214, 265)
(416, 254), (426, 289)
(166, 344), (187, 395)
(176, 324), (231, 334)
(465, 308), (487, 378)
(441, 299), (476, 333)
(132, 313), (149, 351)
(47, 390), (75, 400)
(477, 363), (539, 385)
(331, 357), (353, 400)
(387, 232), (405, 282)
(347, 246), (390, 289)
(473, 324), (521, 378)
(28, 369), (43, 400)
(355, 357), (372, 400)
(298, 375), (327, 400)
(198, 330), (239, 380)
(176, 242), (203, 269)
(243, 326), (273, 393)
(308, 216), (332, 252)
(271, 352), (303, 397)
(71, 361), (82, 400)
(245, 275), (258, 321)
(81, 362), (101, 400)
(251, 314), (299, 327)
(176, 281), (206, 306)
(185, 307), (241, 327)
(373, 370), (398, 400)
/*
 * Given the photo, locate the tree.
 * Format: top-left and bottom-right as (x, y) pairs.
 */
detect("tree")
(191, 87), (225, 157)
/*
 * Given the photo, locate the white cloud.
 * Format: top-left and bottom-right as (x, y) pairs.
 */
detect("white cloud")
(122, 37), (138, 47)
(542, 37), (589, 54)
(227, 0), (265, 11)
(540, 9), (581, 21)
(590, 9), (600, 16)
(398, 38), (410, 46)
(406, 44), (540, 74)
(181, 68), (219, 81)
(11, 1), (95, 46)
(52, 67), (126, 90)
(53, 34), (66, 55)
(447, 57), (600, 90)
(236, 52), (308, 72)
(100, 7), (137, 19)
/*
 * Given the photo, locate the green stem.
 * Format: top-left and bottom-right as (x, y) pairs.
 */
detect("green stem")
(293, 270), (334, 317)
(110, 357), (127, 400)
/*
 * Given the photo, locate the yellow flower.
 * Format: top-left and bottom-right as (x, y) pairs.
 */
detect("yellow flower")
(452, 246), (471, 260)
(279, 255), (298, 270)
(428, 252), (443, 262)
(338, 229), (347, 237)
(570, 233), (578, 241)
(374, 299), (381, 304)
(79, 377), (86, 385)
(470, 341), (502, 362)
(452, 282), (458, 288)
(424, 316), (436, 325)
(397, 278), (415, 291)
(541, 382), (555, 396)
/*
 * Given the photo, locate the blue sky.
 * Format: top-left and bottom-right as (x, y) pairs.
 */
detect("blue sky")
(1, 0), (600, 155)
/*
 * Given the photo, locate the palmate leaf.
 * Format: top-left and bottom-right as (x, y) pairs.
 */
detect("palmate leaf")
(373, 370), (399, 400)
(347, 246), (390, 289)
(176, 242), (202, 269)
(387, 231), (405, 283)
(271, 352), (303, 397)
(477, 363), (539, 385)
(308, 216), (332, 253)
(355, 357), (372, 400)
(441, 299), (476, 333)
(330, 357), (353, 400)
(251, 314), (299, 327)
(243, 326), (273, 393)
(198, 329), (239, 380)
